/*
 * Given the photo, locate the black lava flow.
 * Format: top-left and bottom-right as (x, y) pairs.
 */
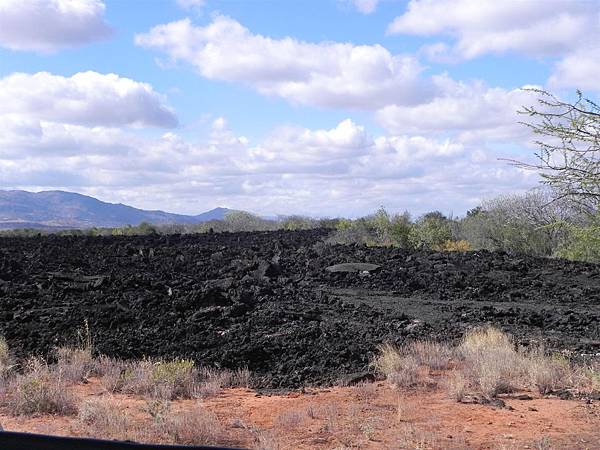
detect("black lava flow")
(0, 229), (599, 388)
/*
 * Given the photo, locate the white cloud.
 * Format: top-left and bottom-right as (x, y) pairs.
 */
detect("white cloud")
(388, 0), (597, 61)
(135, 16), (431, 109)
(0, 118), (132, 158)
(0, 112), (537, 217)
(549, 46), (600, 93)
(0, 71), (177, 128)
(0, 0), (112, 52)
(347, 0), (380, 14)
(245, 119), (373, 174)
(376, 79), (539, 142)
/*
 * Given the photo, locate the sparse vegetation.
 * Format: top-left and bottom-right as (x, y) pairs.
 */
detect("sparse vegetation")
(408, 341), (452, 371)
(373, 327), (599, 402)
(0, 336), (11, 379)
(274, 409), (304, 430)
(79, 397), (222, 445)
(372, 343), (422, 388)
(458, 326), (525, 398)
(55, 346), (95, 383)
(0, 328), (594, 448)
(555, 215), (600, 263)
(0, 211), (340, 238)
(78, 398), (139, 441)
(93, 357), (246, 400)
(3, 358), (78, 416)
(155, 405), (222, 445)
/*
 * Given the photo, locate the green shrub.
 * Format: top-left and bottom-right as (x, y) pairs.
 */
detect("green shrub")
(280, 215), (318, 230)
(555, 220), (600, 263)
(389, 211), (412, 248)
(409, 211), (452, 250)
(330, 208), (414, 248)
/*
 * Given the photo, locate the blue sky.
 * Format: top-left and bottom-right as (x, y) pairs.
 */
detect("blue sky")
(0, 0), (598, 217)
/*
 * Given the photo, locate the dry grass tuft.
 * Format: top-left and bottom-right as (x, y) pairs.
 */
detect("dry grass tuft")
(527, 351), (572, 395)
(55, 346), (95, 383)
(396, 423), (441, 449)
(396, 395), (418, 423)
(80, 398), (221, 446)
(446, 370), (469, 402)
(78, 397), (139, 440)
(458, 326), (525, 398)
(353, 381), (377, 401)
(305, 403), (318, 419)
(198, 366), (252, 389)
(253, 429), (282, 450)
(409, 341), (452, 370)
(3, 358), (78, 416)
(156, 406), (222, 445)
(374, 327), (598, 401)
(373, 343), (421, 388)
(584, 362), (600, 392)
(95, 355), (130, 393)
(460, 326), (514, 356)
(274, 409), (304, 430)
(322, 402), (340, 433)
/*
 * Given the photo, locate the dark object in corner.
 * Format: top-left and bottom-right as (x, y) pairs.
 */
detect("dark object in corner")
(0, 431), (245, 450)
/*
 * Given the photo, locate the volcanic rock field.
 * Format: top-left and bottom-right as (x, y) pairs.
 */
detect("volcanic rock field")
(1, 229), (599, 388)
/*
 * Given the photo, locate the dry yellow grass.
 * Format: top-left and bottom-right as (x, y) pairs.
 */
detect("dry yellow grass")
(373, 343), (421, 388)
(374, 327), (598, 401)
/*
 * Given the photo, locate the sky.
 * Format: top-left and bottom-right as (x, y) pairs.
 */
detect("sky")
(0, 0), (599, 218)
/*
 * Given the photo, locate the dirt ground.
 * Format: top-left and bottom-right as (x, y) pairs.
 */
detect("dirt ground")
(1, 378), (599, 449)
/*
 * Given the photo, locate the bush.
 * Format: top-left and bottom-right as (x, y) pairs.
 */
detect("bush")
(555, 219), (600, 263)
(456, 190), (578, 256)
(224, 211), (275, 232)
(329, 208), (414, 248)
(117, 359), (199, 400)
(528, 351), (572, 395)
(408, 341), (452, 371)
(458, 327), (525, 398)
(409, 212), (452, 250)
(156, 406), (221, 445)
(372, 343), (421, 388)
(3, 358), (78, 416)
(279, 215), (319, 230)
(389, 211), (413, 248)
(79, 398), (138, 440)
(96, 358), (246, 400)
(55, 346), (95, 383)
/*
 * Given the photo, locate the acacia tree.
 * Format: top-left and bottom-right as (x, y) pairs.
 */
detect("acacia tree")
(515, 89), (600, 215)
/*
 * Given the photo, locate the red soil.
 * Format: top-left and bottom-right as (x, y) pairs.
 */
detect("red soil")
(1, 378), (599, 449)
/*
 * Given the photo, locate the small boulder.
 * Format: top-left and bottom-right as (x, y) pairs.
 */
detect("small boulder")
(325, 263), (381, 273)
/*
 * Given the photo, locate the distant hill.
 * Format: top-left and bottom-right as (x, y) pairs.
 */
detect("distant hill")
(0, 190), (232, 229)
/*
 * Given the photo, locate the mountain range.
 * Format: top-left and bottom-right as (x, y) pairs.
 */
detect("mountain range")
(0, 190), (232, 230)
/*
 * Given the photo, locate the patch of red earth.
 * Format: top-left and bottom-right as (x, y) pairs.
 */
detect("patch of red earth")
(1, 378), (599, 449)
